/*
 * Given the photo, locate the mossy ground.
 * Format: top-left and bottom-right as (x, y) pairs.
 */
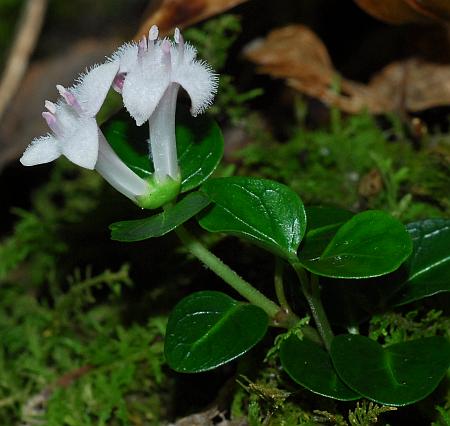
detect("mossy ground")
(1, 14), (449, 426)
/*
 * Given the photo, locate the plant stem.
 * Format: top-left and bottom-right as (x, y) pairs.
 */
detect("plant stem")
(274, 258), (291, 313)
(175, 225), (281, 319)
(290, 260), (334, 351)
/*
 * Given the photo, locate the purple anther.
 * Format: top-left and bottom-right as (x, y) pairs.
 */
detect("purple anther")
(174, 27), (184, 59)
(162, 39), (171, 54)
(138, 36), (148, 54)
(56, 85), (81, 111)
(42, 111), (59, 134)
(112, 73), (126, 93)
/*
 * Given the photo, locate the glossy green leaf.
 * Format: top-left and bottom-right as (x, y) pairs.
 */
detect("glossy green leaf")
(199, 177), (307, 259)
(280, 336), (360, 401)
(393, 218), (450, 305)
(102, 108), (224, 192)
(298, 210), (413, 278)
(165, 291), (268, 372)
(301, 207), (354, 261)
(176, 108), (224, 193)
(331, 334), (450, 406)
(109, 192), (210, 242)
(103, 116), (152, 178)
(305, 206), (354, 235)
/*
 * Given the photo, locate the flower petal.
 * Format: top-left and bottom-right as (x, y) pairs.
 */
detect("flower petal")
(172, 59), (218, 116)
(61, 117), (99, 169)
(122, 55), (170, 126)
(20, 135), (61, 166)
(111, 42), (138, 73)
(72, 61), (120, 117)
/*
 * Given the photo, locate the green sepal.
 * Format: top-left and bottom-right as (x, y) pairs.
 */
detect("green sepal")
(136, 175), (181, 210)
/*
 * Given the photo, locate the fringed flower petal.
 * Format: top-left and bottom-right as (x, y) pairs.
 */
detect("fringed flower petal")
(172, 59), (219, 116)
(73, 61), (120, 117)
(20, 135), (61, 166)
(61, 117), (99, 169)
(111, 42), (138, 73)
(122, 59), (170, 126)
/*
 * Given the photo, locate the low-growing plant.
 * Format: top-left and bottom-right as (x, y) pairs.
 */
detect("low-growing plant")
(19, 23), (450, 420)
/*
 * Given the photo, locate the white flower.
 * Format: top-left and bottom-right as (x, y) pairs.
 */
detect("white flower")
(20, 26), (218, 209)
(21, 61), (119, 169)
(20, 61), (151, 203)
(112, 26), (219, 182)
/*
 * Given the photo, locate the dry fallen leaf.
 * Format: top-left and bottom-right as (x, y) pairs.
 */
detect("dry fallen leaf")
(405, 0), (450, 22)
(369, 58), (450, 111)
(245, 25), (450, 114)
(354, 0), (450, 24)
(136, 0), (248, 38)
(354, 0), (426, 24)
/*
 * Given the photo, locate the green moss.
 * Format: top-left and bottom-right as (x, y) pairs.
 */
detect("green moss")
(238, 102), (450, 222)
(369, 309), (450, 345)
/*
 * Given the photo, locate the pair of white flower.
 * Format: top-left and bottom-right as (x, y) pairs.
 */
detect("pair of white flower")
(20, 26), (218, 208)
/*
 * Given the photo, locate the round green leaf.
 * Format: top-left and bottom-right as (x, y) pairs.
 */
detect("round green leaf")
(109, 191), (210, 242)
(165, 291), (268, 373)
(301, 207), (354, 261)
(298, 210), (413, 278)
(394, 218), (450, 305)
(280, 336), (360, 401)
(331, 334), (450, 406)
(199, 177), (307, 259)
(102, 108), (223, 192)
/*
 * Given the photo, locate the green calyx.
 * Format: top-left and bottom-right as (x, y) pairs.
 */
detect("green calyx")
(136, 175), (181, 209)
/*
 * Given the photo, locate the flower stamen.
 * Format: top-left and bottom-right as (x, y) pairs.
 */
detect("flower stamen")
(42, 111), (60, 134)
(44, 100), (56, 114)
(149, 25), (158, 43)
(56, 85), (82, 112)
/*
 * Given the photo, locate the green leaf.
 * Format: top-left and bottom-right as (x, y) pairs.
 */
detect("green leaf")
(165, 291), (268, 372)
(103, 116), (152, 178)
(102, 108), (224, 191)
(301, 207), (354, 261)
(109, 192), (210, 242)
(393, 218), (450, 306)
(331, 334), (450, 406)
(199, 177), (307, 259)
(280, 336), (360, 401)
(176, 108), (224, 193)
(298, 210), (413, 278)
(305, 206), (354, 235)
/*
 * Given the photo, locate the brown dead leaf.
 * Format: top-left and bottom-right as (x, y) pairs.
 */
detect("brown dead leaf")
(405, 0), (450, 22)
(369, 58), (450, 111)
(355, 0), (450, 24)
(243, 25), (336, 97)
(136, 0), (248, 39)
(245, 25), (450, 114)
(354, 0), (426, 24)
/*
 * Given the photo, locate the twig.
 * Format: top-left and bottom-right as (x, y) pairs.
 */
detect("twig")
(0, 0), (48, 122)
